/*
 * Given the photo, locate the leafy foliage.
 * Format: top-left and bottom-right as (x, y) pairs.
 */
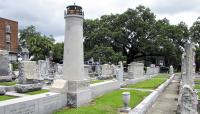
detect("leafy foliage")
(83, 5), (190, 67)
(19, 26), (54, 61)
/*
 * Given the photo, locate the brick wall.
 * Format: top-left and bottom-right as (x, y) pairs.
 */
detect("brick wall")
(0, 18), (18, 53)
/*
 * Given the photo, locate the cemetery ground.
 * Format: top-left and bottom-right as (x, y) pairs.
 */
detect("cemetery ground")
(195, 79), (200, 97)
(125, 74), (168, 89)
(0, 81), (16, 86)
(53, 73), (170, 114)
(24, 89), (49, 95)
(147, 74), (180, 114)
(0, 95), (16, 101)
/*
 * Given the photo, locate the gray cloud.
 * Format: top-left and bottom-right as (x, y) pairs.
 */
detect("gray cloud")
(0, 0), (65, 38)
(0, 0), (199, 42)
(152, 0), (200, 14)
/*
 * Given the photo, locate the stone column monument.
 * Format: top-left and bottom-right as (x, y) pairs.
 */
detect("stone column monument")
(63, 4), (91, 107)
(185, 42), (195, 87)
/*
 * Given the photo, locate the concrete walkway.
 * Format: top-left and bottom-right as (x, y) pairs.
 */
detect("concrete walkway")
(147, 74), (180, 114)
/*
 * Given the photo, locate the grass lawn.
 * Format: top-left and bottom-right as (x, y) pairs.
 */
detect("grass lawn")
(25, 89), (49, 95)
(53, 90), (150, 114)
(0, 81), (16, 86)
(0, 95), (16, 101)
(126, 74), (168, 89)
(195, 79), (200, 84)
(90, 80), (105, 84)
(152, 74), (169, 79)
(195, 84), (200, 89)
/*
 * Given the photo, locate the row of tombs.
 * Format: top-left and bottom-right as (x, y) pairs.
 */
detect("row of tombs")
(0, 49), (161, 94)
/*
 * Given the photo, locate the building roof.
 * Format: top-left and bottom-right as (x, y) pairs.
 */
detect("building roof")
(0, 17), (18, 23)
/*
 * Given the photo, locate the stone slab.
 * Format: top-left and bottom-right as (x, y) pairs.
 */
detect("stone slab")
(90, 80), (120, 98)
(50, 79), (67, 94)
(0, 92), (66, 114)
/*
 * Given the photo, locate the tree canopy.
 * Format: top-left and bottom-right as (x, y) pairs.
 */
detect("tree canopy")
(83, 5), (191, 67)
(19, 6), (200, 71)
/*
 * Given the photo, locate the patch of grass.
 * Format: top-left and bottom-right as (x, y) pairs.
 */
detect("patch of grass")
(25, 89), (49, 95)
(0, 81), (16, 86)
(152, 74), (169, 79)
(195, 84), (200, 89)
(90, 80), (105, 84)
(195, 79), (200, 84)
(0, 95), (16, 101)
(53, 90), (150, 114)
(126, 77), (167, 89)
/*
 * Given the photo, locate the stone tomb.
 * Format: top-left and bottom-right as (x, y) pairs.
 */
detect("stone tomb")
(16, 61), (42, 93)
(0, 50), (9, 76)
(100, 64), (113, 79)
(128, 62), (144, 79)
(38, 60), (48, 79)
(23, 61), (38, 80)
(0, 50), (12, 82)
(0, 92), (66, 114)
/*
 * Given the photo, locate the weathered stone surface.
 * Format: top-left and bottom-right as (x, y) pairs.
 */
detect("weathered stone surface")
(169, 65), (174, 74)
(177, 85), (198, 114)
(0, 92), (66, 114)
(128, 62), (144, 79)
(0, 50), (9, 76)
(15, 83), (42, 93)
(116, 61), (124, 82)
(0, 76), (12, 82)
(38, 60), (48, 79)
(50, 79), (67, 94)
(0, 87), (6, 95)
(90, 80), (120, 98)
(18, 61), (38, 84)
(100, 64), (113, 79)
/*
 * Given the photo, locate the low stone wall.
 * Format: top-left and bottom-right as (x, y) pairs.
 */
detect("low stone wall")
(0, 85), (15, 92)
(129, 74), (175, 114)
(0, 92), (66, 114)
(90, 80), (120, 98)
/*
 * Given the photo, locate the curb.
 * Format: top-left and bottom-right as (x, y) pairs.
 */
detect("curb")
(129, 74), (175, 114)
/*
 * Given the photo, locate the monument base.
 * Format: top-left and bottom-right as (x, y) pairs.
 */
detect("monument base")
(67, 79), (91, 107)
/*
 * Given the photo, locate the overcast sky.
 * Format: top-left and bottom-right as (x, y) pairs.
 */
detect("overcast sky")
(0, 0), (199, 42)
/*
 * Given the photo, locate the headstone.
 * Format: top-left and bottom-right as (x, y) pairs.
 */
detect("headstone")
(170, 65), (174, 74)
(177, 85), (198, 114)
(38, 60), (48, 79)
(9, 63), (13, 72)
(22, 61), (37, 80)
(0, 87), (6, 95)
(95, 64), (101, 76)
(116, 61), (123, 82)
(100, 64), (113, 79)
(178, 42), (198, 114)
(21, 42), (29, 61)
(0, 50), (9, 76)
(128, 62), (144, 79)
(184, 42), (195, 86)
(84, 65), (89, 79)
(16, 61), (42, 93)
(57, 64), (63, 75)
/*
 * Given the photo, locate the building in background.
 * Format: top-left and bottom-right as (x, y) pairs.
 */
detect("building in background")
(0, 17), (18, 61)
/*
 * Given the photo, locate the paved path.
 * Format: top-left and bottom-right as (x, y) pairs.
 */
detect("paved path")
(147, 74), (180, 114)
